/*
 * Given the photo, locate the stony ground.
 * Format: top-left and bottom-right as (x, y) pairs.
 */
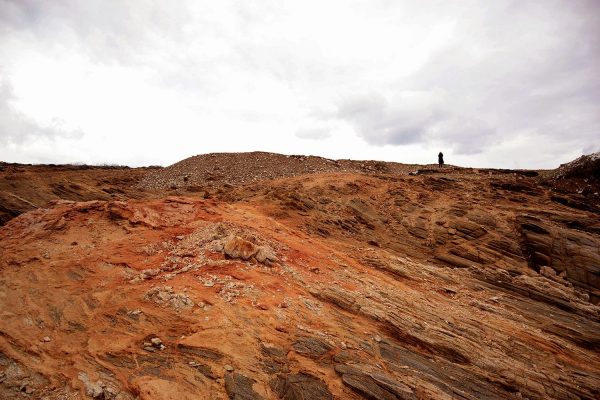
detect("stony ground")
(139, 151), (426, 190)
(0, 152), (599, 399)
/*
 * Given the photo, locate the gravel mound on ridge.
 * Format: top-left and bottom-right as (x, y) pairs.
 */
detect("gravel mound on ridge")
(139, 151), (422, 190)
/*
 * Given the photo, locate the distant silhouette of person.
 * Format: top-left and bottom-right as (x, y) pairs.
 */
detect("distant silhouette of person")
(438, 152), (444, 168)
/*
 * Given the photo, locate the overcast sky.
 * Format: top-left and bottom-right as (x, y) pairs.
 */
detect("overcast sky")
(1, 0), (599, 168)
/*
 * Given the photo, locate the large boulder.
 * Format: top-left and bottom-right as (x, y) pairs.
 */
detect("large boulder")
(223, 236), (259, 260)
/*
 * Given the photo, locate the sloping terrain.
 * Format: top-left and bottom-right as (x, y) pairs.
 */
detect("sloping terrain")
(540, 152), (600, 211)
(0, 163), (160, 226)
(1, 154), (599, 399)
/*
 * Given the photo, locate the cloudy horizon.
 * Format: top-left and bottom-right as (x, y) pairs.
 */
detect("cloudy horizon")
(1, 0), (599, 169)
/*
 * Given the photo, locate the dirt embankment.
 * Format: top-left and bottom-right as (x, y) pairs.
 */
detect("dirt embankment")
(0, 163), (160, 226)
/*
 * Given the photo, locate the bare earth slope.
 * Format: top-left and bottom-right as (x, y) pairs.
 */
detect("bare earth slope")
(0, 163), (160, 226)
(1, 153), (599, 399)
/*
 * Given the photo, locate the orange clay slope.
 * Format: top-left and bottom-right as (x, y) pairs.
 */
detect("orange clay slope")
(0, 156), (599, 399)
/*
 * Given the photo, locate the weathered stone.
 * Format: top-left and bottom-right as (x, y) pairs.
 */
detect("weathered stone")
(224, 373), (264, 400)
(223, 236), (259, 260)
(260, 342), (289, 374)
(308, 286), (360, 312)
(255, 246), (278, 264)
(271, 373), (333, 400)
(332, 350), (364, 364)
(434, 253), (476, 269)
(377, 340), (520, 400)
(334, 364), (415, 400)
(292, 337), (333, 359)
(177, 344), (224, 360)
(260, 342), (287, 359)
(517, 214), (600, 301)
(448, 220), (487, 239)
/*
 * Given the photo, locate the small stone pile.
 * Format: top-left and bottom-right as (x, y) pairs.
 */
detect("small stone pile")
(143, 337), (166, 353)
(144, 286), (194, 311)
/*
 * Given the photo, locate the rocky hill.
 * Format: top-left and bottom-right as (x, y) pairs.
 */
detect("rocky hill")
(0, 153), (599, 399)
(138, 151), (422, 190)
(543, 152), (600, 197)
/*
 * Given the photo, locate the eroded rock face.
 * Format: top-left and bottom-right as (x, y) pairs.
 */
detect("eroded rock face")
(271, 373), (332, 400)
(518, 215), (600, 301)
(335, 364), (415, 400)
(1, 155), (600, 400)
(225, 373), (264, 400)
(544, 152), (600, 203)
(291, 337), (333, 359)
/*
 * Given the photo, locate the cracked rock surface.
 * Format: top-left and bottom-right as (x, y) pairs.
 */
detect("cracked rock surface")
(1, 152), (599, 399)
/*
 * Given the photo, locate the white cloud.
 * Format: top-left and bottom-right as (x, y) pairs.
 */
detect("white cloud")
(0, 76), (83, 146)
(0, 0), (599, 168)
(296, 127), (331, 140)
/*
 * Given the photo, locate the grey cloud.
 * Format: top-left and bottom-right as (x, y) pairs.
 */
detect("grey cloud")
(0, 79), (83, 145)
(0, 1), (234, 106)
(583, 143), (600, 155)
(337, 91), (445, 146)
(411, 1), (600, 155)
(323, 1), (600, 158)
(336, 92), (499, 155)
(432, 119), (498, 155)
(0, 0), (191, 65)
